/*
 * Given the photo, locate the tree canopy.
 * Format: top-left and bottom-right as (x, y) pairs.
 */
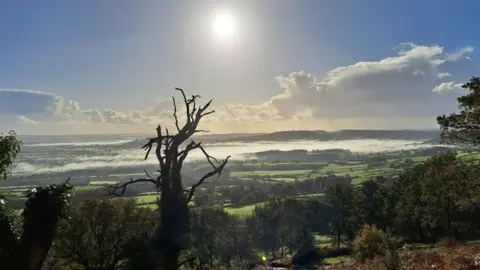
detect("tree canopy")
(0, 131), (21, 181)
(437, 77), (480, 144)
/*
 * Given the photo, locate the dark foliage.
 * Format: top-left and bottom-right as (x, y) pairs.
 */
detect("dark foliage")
(0, 181), (73, 270)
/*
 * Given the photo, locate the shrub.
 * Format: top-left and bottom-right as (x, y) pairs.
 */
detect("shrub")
(380, 232), (402, 270)
(353, 224), (385, 262)
(437, 236), (459, 249)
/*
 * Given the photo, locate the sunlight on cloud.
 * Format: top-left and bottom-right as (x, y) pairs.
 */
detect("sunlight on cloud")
(432, 81), (465, 93)
(0, 43), (475, 134)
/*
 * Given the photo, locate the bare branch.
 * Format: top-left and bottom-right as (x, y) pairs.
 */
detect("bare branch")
(199, 144), (221, 167)
(144, 169), (155, 180)
(156, 126), (165, 168)
(186, 155), (230, 203)
(178, 140), (201, 166)
(172, 96), (181, 132)
(201, 110), (215, 118)
(105, 178), (157, 196)
(175, 88), (191, 124)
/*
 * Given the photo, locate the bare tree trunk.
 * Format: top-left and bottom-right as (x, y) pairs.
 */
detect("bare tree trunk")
(336, 223), (341, 249)
(106, 88), (229, 270)
(163, 249), (180, 270)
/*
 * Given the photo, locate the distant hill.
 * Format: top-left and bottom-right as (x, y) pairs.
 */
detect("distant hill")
(194, 133), (266, 141)
(234, 130), (328, 141)
(204, 129), (441, 142)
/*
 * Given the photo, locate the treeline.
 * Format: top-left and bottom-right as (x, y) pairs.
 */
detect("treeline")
(193, 174), (352, 207)
(29, 150), (480, 269)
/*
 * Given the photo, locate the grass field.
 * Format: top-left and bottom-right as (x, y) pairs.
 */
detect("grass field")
(133, 194), (159, 204)
(223, 193), (324, 218)
(74, 185), (103, 191)
(229, 160), (402, 185)
(225, 203), (259, 218)
(229, 151), (480, 185)
(231, 169), (314, 178)
(89, 180), (119, 185)
(3, 151), (479, 209)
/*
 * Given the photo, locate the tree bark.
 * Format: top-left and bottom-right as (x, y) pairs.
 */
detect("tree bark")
(163, 249), (180, 270)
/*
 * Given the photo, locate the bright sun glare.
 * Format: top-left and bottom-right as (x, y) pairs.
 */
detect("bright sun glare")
(212, 12), (236, 39)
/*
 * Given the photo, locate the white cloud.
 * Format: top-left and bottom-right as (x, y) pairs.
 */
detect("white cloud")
(0, 42), (475, 134)
(413, 70), (424, 76)
(432, 81), (464, 93)
(431, 45), (474, 65)
(0, 89), (170, 126)
(16, 115), (38, 125)
(446, 46), (474, 61)
(437, 72), (451, 78)
(264, 43), (471, 119)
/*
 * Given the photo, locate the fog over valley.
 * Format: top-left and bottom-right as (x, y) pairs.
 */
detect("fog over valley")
(2, 131), (451, 187)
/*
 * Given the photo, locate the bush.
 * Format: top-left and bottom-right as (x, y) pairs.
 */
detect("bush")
(437, 236), (459, 248)
(380, 232), (402, 270)
(323, 247), (351, 258)
(353, 224), (385, 262)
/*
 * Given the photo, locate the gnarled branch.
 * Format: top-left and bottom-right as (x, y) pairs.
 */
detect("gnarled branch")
(186, 146), (230, 203)
(105, 178), (157, 196)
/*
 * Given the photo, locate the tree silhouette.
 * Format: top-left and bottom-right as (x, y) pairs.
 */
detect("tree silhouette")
(1, 131), (73, 270)
(1, 181), (73, 270)
(0, 131), (21, 181)
(106, 88), (229, 270)
(437, 77), (480, 144)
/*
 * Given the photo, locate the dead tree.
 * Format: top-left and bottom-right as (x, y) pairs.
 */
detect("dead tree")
(106, 88), (230, 270)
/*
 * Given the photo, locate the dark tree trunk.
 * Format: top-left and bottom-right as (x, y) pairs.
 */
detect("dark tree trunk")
(163, 249), (180, 270)
(158, 190), (190, 270)
(2, 183), (72, 270)
(106, 89), (229, 270)
(335, 222), (341, 248)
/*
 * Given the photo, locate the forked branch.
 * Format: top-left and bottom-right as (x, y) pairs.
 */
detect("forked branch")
(105, 178), (157, 196)
(105, 87), (229, 206)
(186, 145), (230, 203)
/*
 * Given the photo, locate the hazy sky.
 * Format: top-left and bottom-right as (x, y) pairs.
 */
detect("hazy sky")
(0, 0), (479, 135)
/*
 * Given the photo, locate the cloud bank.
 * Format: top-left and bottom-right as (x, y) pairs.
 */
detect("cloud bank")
(0, 43), (474, 134)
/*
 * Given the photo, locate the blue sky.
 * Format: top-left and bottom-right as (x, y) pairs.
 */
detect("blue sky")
(0, 0), (479, 134)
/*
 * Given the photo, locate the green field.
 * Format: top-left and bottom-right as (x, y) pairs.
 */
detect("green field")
(4, 150), (479, 212)
(225, 204), (258, 218)
(74, 185), (103, 191)
(231, 169), (314, 178)
(89, 180), (119, 185)
(133, 194), (159, 204)
(229, 161), (402, 185)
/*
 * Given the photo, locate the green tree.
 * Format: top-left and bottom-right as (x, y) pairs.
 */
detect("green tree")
(51, 199), (156, 270)
(437, 77), (480, 144)
(355, 180), (395, 231)
(325, 183), (356, 248)
(392, 164), (426, 241)
(279, 198), (309, 255)
(419, 151), (479, 239)
(190, 207), (233, 267)
(353, 224), (385, 262)
(0, 130), (21, 181)
(248, 198), (310, 257)
(247, 200), (282, 258)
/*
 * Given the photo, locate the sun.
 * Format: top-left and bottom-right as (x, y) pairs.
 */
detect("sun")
(212, 12), (236, 39)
